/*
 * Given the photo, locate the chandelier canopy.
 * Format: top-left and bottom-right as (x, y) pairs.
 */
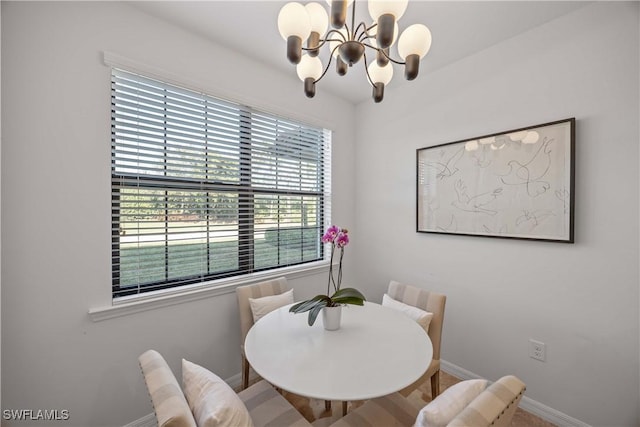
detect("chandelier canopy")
(277, 0), (432, 103)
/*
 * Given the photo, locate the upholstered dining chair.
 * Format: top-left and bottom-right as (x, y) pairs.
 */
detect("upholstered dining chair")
(138, 349), (312, 427)
(331, 375), (526, 427)
(138, 349), (196, 427)
(236, 277), (291, 390)
(386, 280), (447, 399)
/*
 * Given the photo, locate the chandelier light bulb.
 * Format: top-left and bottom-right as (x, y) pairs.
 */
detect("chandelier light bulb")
(368, 62), (393, 85)
(305, 2), (329, 56)
(398, 24), (432, 59)
(296, 55), (323, 81)
(305, 2), (329, 35)
(297, 54), (323, 98)
(368, 62), (393, 103)
(367, 0), (408, 21)
(398, 23), (431, 80)
(368, 0), (407, 48)
(278, 2), (311, 40)
(278, 2), (312, 64)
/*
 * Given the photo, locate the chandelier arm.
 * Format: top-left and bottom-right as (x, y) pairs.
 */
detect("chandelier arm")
(343, 22), (352, 41)
(362, 42), (406, 66)
(353, 21), (369, 41)
(357, 23), (377, 42)
(362, 52), (376, 87)
(326, 28), (348, 42)
(301, 29), (348, 53)
(313, 44), (341, 84)
(301, 38), (339, 52)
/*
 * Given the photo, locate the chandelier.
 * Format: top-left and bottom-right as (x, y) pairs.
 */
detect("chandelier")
(277, 0), (432, 102)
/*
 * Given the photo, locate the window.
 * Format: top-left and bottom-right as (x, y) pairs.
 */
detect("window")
(111, 69), (331, 298)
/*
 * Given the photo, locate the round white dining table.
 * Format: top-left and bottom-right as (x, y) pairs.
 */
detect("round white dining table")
(244, 301), (433, 402)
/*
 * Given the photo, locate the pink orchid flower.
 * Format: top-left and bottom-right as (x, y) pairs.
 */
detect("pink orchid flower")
(336, 231), (349, 248)
(322, 225), (340, 243)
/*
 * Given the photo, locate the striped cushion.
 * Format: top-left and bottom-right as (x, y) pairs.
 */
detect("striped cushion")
(414, 379), (488, 427)
(182, 359), (253, 427)
(387, 281), (446, 397)
(331, 392), (421, 427)
(249, 289), (294, 323)
(237, 380), (312, 427)
(447, 375), (526, 427)
(237, 278), (290, 344)
(138, 350), (197, 427)
(382, 293), (433, 332)
(387, 281), (446, 361)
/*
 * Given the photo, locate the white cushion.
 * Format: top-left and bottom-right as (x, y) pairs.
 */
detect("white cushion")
(414, 379), (488, 427)
(182, 359), (254, 427)
(249, 289), (294, 323)
(382, 293), (433, 332)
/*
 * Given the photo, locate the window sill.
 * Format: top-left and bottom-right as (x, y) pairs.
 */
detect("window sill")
(88, 261), (328, 322)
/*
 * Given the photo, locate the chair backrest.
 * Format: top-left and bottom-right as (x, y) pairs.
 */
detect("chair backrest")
(448, 375), (526, 427)
(138, 350), (197, 427)
(387, 281), (446, 360)
(236, 277), (290, 344)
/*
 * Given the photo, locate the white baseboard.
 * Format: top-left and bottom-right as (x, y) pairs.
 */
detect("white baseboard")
(441, 360), (592, 427)
(440, 359), (484, 381)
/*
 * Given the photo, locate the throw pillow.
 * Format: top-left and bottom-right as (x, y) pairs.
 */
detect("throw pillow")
(248, 289), (294, 323)
(382, 293), (433, 332)
(182, 359), (254, 427)
(414, 379), (488, 427)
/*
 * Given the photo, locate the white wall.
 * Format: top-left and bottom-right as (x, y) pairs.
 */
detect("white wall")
(1, 2), (355, 426)
(3, 1), (639, 426)
(354, 2), (639, 426)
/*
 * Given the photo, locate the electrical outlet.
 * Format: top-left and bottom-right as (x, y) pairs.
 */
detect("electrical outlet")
(529, 339), (546, 362)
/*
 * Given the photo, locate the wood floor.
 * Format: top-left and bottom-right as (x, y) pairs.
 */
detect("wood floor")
(275, 371), (557, 427)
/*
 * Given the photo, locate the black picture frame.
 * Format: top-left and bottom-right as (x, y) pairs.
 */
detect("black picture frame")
(416, 118), (575, 243)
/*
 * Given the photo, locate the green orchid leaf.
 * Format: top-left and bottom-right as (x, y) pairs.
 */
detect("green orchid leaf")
(289, 295), (331, 313)
(331, 296), (365, 306)
(289, 300), (307, 312)
(308, 300), (328, 326)
(289, 300), (315, 314)
(290, 289), (365, 325)
(331, 288), (366, 301)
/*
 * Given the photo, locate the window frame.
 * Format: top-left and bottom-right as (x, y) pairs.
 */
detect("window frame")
(110, 68), (331, 300)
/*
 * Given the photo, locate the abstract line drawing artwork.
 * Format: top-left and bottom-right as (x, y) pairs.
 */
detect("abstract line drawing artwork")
(416, 118), (575, 242)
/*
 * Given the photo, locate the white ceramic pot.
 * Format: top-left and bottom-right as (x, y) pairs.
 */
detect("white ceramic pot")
(322, 305), (342, 331)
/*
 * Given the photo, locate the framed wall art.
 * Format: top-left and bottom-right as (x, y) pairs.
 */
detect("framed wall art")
(416, 118), (575, 243)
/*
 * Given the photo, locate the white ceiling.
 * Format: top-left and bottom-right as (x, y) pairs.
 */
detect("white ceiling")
(131, 1), (588, 105)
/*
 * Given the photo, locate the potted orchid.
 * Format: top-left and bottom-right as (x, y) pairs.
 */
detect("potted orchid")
(289, 225), (366, 328)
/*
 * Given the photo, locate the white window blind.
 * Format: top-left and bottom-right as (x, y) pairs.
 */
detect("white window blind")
(111, 69), (331, 298)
